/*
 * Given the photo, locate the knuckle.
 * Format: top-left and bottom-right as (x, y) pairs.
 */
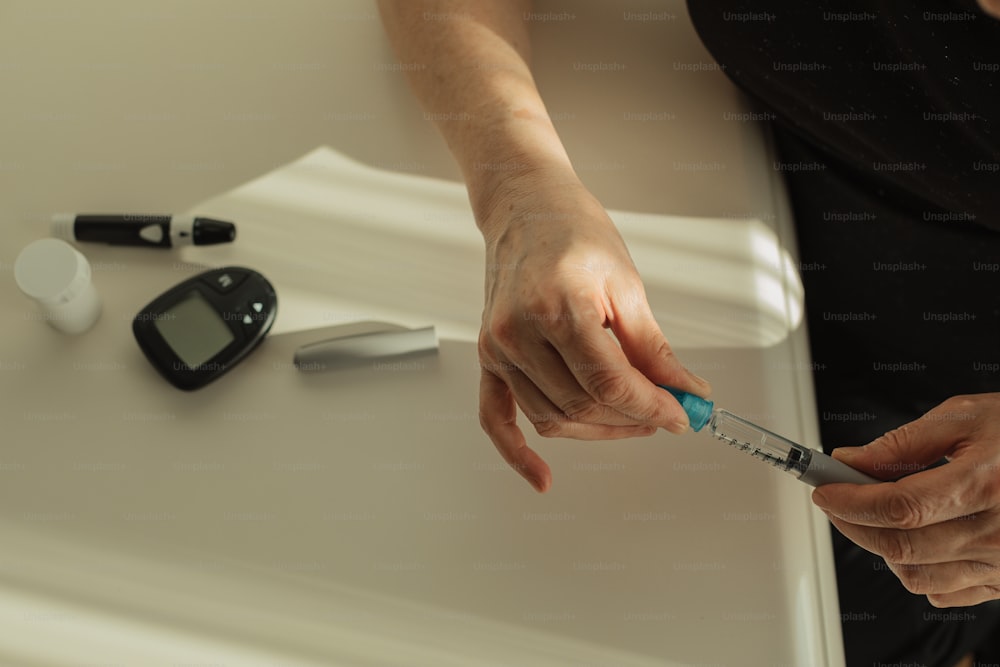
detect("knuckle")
(477, 328), (492, 356)
(477, 337), (520, 379)
(940, 394), (978, 415)
(876, 426), (911, 460)
(925, 594), (950, 608)
(878, 529), (917, 564)
(477, 407), (499, 439)
(981, 584), (1000, 603)
(885, 492), (927, 530)
(532, 418), (566, 438)
(654, 339), (676, 363)
(892, 563), (931, 594)
(987, 525), (1000, 550)
(476, 348), (498, 376)
(975, 468), (1000, 506)
(478, 419), (491, 438)
(486, 314), (520, 349)
(539, 301), (596, 341)
(965, 562), (999, 589)
(559, 396), (604, 423)
(980, 472), (1000, 504)
(585, 370), (633, 408)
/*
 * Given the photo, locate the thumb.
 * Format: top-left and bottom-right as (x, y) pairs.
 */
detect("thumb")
(610, 298), (711, 398)
(832, 415), (962, 480)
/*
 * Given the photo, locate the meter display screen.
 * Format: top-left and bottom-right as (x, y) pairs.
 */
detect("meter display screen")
(154, 291), (235, 368)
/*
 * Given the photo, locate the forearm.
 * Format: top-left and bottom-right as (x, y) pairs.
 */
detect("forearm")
(376, 0), (577, 231)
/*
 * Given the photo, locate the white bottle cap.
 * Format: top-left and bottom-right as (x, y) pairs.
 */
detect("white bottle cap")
(14, 238), (102, 334)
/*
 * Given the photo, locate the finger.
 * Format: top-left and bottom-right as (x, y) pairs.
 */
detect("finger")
(479, 370), (552, 492)
(503, 340), (658, 428)
(830, 401), (977, 479)
(824, 512), (983, 565)
(927, 584), (1000, 608)
(502, 365), (659, 438)
(813, 457), (993, 529)
(608, 286), (711, 399)
(881, 559), (1000, 596)
(480, 349), (660, 437)
(542, 303), (690, 433)
(503, 365), (658, 437)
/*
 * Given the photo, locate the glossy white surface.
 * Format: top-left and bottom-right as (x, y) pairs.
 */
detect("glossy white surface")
(0, 1), (844, 664)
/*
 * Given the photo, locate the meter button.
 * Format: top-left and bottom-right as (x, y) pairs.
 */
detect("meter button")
(243, 299), (268, 326)
(203, 269), (248, 293)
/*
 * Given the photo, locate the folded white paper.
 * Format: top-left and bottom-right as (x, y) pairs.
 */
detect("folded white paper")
(181, 146), (802, 347)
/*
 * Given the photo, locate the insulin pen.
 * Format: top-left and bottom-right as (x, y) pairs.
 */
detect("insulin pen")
(52, 214), (236, 248)
(662, 387), (879, 486)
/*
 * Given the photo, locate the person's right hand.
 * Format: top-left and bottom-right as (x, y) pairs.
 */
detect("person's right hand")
(475, 167), (712, 492)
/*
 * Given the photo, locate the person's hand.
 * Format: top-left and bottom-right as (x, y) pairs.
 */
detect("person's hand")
(812, 393), (1000, 607)
(475, 168), (711, 493)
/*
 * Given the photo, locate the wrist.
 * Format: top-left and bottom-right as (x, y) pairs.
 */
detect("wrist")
(470, 162), (584, 242)
(458, 117), (580, 237)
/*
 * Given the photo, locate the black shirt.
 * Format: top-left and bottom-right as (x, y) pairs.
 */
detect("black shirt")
(685, 0), (1000, 441)
(686, 2), (1000, 665)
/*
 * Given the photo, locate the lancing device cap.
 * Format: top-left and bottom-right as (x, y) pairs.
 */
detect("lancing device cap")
(660, 386), (714, 432)
(14, 238), (102, 334)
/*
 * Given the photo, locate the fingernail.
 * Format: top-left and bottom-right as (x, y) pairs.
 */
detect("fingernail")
(666, 420), (689, 435)
(686, 369), (710, 388)
(524, 472), (547, 493)
(812, 489), (830, 508)
(834, 446), (861, 460)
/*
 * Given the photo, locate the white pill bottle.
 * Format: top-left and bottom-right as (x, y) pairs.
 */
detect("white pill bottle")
(14, 238), (102, 334)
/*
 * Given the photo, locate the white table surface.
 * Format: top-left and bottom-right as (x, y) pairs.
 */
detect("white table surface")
(0, 1), (845, 665)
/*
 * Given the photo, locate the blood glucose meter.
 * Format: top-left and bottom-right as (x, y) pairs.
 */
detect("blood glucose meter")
(132, 266), (277, 390)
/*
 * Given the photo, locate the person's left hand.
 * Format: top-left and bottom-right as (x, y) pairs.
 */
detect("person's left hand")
(811, 393), (1000, 608)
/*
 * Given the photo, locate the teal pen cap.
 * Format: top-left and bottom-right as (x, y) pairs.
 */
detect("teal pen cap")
(660, 386), (714, 432)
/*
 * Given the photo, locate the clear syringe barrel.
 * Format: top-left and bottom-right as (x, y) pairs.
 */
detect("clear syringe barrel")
(707, 409), (811, 477)
(660, 385), (880, 486)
